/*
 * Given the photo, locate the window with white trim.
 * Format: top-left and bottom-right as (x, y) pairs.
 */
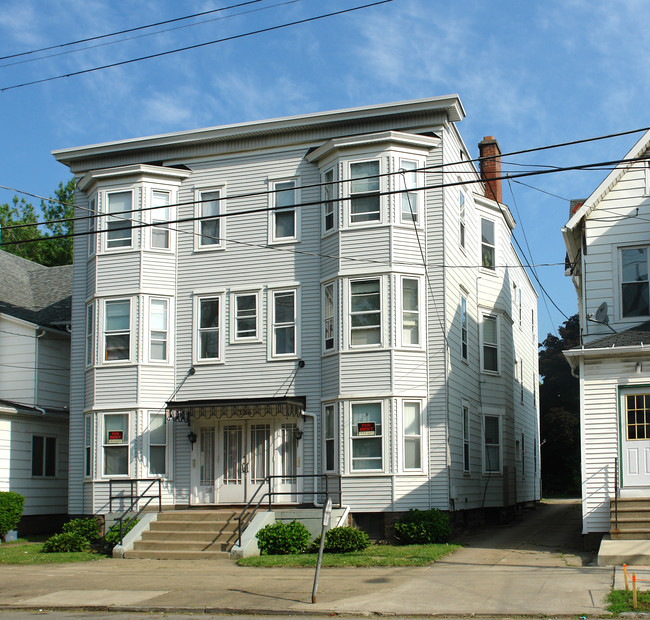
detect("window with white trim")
(399, 159), (418, 224)
(403, 401), (421, 470)
(460, 296), (468, 361)
(272, 290), (296, 356)
(621, 246), (650, 317)
(148, 412), (167, 476)
(88, 197), (97, 256)
(350, 279), (381, 346)
(86, 302), (94, 366)
(481, 218), (495, 270)
(106, 191), (133, 249)
(151, 190), (170, 249)
(519, 358), (524, 403)
(85, 415), (92, 477)
(198, 190), (221, 248)
(150, 298), (168, 362)
(233, 293), (257, 341)
(459, 184), (466, 249)
(324, 404), (337, 472)
(351, 402), (382, 471)
(483, 414), (501, 473)
(462, 403), (470, 472)
(32, 435), (56, 477)
(401, 277), (420, 346)
(323, 168), (336, 233)
(324, 282), (335, 351)
(104, 299), (130, 362)
(198, 297), (221, 361)
(350, 160), (380, 223)
(103, 413), (129, 476)
(272, 180), (298, 242)
(481, 314), (498, 373)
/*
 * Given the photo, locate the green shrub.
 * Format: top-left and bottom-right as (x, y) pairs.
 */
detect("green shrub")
(0, 492), (25, 540)
(256, 520), (311, 555)
(312, 526), (371, 553)
(62, 517), (100, 542)
(42, 532), (90, 553)
(103, 518), (139, 549)
(393, 508), (450, 544)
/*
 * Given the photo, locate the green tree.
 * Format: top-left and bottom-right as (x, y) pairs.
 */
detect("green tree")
(0, 178), (75, 266)
(539, 314), (580, 497)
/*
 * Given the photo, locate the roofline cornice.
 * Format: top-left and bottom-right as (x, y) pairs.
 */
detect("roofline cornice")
(564, 344), (650, 359)
(78, 163), (192, 191)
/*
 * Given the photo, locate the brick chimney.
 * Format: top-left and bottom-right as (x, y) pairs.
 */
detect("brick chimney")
(569, 199), (585, 218)
(478, 136), (502, 204)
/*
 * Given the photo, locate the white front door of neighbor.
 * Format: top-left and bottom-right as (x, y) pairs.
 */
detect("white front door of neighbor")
(192, 425), (216, 504)
(621, 392), (650, 488)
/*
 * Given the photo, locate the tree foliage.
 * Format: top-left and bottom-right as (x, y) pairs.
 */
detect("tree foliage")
(0, 179), (75, 266)
(539, 314), (580, 497)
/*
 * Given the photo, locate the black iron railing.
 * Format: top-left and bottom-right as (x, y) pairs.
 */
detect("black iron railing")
(108, 478), (163, 546)
(236, 474), (342, 547)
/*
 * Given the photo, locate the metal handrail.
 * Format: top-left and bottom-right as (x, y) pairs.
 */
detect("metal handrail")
(236, 474), (342, 547)
(108, 478), (163, 545)
(614, 457), (619, 530)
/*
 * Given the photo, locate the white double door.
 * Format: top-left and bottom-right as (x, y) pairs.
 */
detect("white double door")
(191, 420), (299, 504)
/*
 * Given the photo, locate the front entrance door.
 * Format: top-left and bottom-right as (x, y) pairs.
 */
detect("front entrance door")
(621, 392), (650, 488)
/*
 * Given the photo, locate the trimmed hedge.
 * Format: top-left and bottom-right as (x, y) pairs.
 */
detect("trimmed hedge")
(62, 517), (100, 543)
(0, 492), (25, 540)
(43, 532), (90, 553)
(393, 508), (450, 544)
(312, 526), (371, 553)
(256, 520), (311, 555)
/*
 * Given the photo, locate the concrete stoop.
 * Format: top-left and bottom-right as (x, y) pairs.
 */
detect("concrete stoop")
(124, 510), (246, 560)
(598, 536), (650, 566)
(610, 497), (650, 540)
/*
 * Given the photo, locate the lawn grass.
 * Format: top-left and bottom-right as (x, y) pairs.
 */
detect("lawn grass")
(0, 540), (108, 565)
(237, 542), (460, 567)
(607, 589), (650, 615)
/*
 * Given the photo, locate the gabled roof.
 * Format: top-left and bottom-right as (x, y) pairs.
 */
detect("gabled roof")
(0, 251), (72, 328)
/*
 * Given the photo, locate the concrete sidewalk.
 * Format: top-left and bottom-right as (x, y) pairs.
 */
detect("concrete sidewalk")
(0, 500), (615, 617)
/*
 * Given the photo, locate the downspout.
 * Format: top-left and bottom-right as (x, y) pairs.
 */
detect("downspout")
(34, 330), (46, 410)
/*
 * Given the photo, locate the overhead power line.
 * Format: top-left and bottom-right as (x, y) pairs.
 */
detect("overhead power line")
(0, 1), (394, 92)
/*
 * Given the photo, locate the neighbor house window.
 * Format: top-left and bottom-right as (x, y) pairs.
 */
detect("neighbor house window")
(149, 413), (167, 476)
(483, 414), (501, 473)
(403, 401), (422, 470)
(323, 168), (336, 233)
(351, 402), (382, 471)
(350, 279), (381, 346)
(350, 160), (380, 223)
(621, 247), (649, 317)
(481, 218), (495, 270)
(104, 299), (130, 361)
(103, 413), (128, 476)
(88, 197), (97, 256)
(151, 190), (170, 249)
(401, 278), (420, 346)
(85, 416), (92, 477)
(324, 283), (335, 351)
(462, 403), (470, 472)
(272, 180), (298, 241)
(149, 298), (168, 361)
(519, 358), (524, 403)
(460, 296), (468, 361)
(400, 159), (418, 224)
(32, 435), (56, 477)
(198, 191), (221, 247)
(272, 290), (296, 356)
(234, 293), (257, 340)
(198, 297), (221, 361)
(481, 314), (498, 372)
(106, 191), (132, 249)
(324, 404), (337, 472)
(86, 302), (94, 366)
(459, 185), (466, 249)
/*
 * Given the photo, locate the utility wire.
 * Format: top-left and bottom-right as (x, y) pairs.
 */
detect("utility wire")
(0, 1), (394, 92)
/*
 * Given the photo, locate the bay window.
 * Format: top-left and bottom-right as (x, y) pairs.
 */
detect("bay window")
(403, 401), (422, 470)
(150, 298), (168, 362)
(148, 413), (167, 476)
(459, 186), (466, 249)
(351, 402), (382, 471)
(86, 302), (94, 366)
(151, 190), (170, 249)
(323, 168), (336, 233)
(350, 279), (381, 346)
(324, 283), (335, 351)
(104, 299), (130, 361)
(401, 278), (420, 346)
(481, 314), (498, 373)
(106, 191), (132, 249)
(460, 296), (468, 361)
(85, 415), (93, 477)
(324, 404), (337, 472)
(103, 413), (129, 476)
(350, 160), (380, 223)
(399, 159), (418, 224)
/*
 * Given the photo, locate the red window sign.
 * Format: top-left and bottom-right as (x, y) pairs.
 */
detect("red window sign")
(357, 422), (376, 436)
(107, 430), (124, 444)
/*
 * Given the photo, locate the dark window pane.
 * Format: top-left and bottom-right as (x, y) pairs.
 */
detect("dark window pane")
(32, 436), (44, 476)
(45, 437), (56, 476)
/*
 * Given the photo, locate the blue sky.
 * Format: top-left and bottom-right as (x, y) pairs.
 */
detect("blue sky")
(0, 0), (648, 341)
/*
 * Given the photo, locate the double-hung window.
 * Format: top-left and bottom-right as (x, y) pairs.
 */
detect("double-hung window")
(462, 403), (470, 472)
(272, 181), (298, 242)
(150, 298), (168, 362)
(350, 279), (381, 346)
(198, 297), (221, 361)
(88, 197), (97, 256)
(272, 290), (296, 356)
(324, 404), (337, 472)
(149, 412), (167, 476)
(86, 302), (94, 366)
(483, 414), (501, 473)
(106, 191), (132, 249)
(460, 296), (468, 361)
(351, 402), (382, 471)
(151, 190), (170, 249)
(481, 314), (498, 373)
(323, 169), (336, 233)
(481, 218), (495, 270)
(324, 283), (335, 352)
(403, 401), (422, 470)
(198, 191), (221, 248)
(104, 299), (130, 362)
(459, 185), (466, 249)
(85, 416), (93, 477)
(234, 293), (257, 341)
(401, 278), (420, 346)
(621, 247), (650, 317)
(103, 413), (129, 476)
(32, 435), (56, 477)
(350, 161), (380, 223)
(399, 159), (418, 224)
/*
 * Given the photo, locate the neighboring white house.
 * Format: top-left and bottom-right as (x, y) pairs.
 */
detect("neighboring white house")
(563, 129), (650, 541)
(0, 250), (71, 532)
(53, 95), (540, 532)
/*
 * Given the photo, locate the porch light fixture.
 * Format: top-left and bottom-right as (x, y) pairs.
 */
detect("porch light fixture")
(293, 428), (303, 441)
(187, 431), (197, 448)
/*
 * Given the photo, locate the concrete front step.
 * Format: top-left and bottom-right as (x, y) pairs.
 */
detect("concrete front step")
(134, 540), (231, 552)
(612, 498), (650, 509)
(124, 549), (230, 560)
(140, 531), (236, 543)
(599, 537), (650, 565)
(149, 520), (239, 532)
(611, 509), (650, 519)
(611, 530), (650, 540)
